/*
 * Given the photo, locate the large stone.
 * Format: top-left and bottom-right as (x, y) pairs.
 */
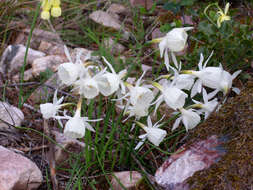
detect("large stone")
(89, 10), (130, 40)
(53, 131), (86, 165)
(0, 102), (24, 130)
(12, 68), (33, 82)
(70, 48), (99, 63)
(184, 84), (253, 189)
(0, 145), (42, 190)
(155, 135), (226, 190)
(89, 10), (122, 30)
(0, 44), (45, 75)
(38, 41), (66, 56)
(107, 4), (128, 15)
(103, 38), (125, 54)
(110, 171), (142, 190)
(130, 0), (154, 10)
(32, 55), (65, 77)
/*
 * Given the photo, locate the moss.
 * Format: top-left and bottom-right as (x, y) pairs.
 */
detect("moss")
(186, 83), (253, 189)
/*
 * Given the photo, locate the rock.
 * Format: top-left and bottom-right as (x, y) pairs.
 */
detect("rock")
(52, 131), (86, 165)
(130, 0), (154, 10)
(38, 41), (66, 56)
(89, 10), (130, 40)
(14, 28), (64, 53)
(70, 48), (99, 63)
(103, 38), (125, 54)
(111, 171), (142, 190)
(0, 145), (42, 190)
(0, 44), (45, 76)
(89, 10), (122, 30)
(155, 135), (226, 190)
(0, 102), (24, 130)
(23, 28), (61, 43)
(12, 68), (33, 82)
(32, 55), (65, 77)
(107, 4), (128, 15)
(184, 84), (253, 189)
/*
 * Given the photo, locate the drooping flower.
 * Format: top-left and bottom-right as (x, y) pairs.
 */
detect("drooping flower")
(217, 3), (230, 28)
(191, 89), (219, 119)
(127, 102), (150, 119)
(40, 90), (64, 119)
(183, 52), (241, 98)
(41, 0), (51, 20)
(95, 57), (127, 96)
(152, 27), (193, 70)
(40, 0), (62, 20)
(152, 81), (188, 114)
(58, 63), (83, 85)
(135, 116), (166, 149)
(58, 46), (89, 86)
(74, 76), (100, 99)
(172, 108), (201, 131)
(57, 98), (101, 139)
(116, 72), (154, 121)
(51, 0), (61, 17)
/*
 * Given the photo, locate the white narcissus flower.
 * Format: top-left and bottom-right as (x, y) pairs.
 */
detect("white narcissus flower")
(163, 86), (188, 110)
(75, 77), (99, 99)
(135, 116), (166, 148)
(152, 27), (193, 70)
(95, 57), (127, 96)
(61, 99), (102, 139)
(58, 46), (89, 86)
(128, 102), (150, 118)
(129, 86), (154, 106)
(125, 71), (154, 106)
(192, 89), (219, 119)
(173, 74), (195, 90)
(63, 112), (95, 139)
(152, 81), (187, 114)
(121, 71), (154, 120)
(172, 108), (201, 131)
(58, 63), (82, 85)
(185, 52), (241, 98)
(40, 90), (64, 119)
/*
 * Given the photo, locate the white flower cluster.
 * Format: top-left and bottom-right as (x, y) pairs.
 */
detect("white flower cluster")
(39, 27), (241, 150)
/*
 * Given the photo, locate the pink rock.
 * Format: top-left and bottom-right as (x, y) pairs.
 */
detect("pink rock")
(0, 102), (24, 131)
(38, 41), (66, 56)
(12, 68), (33, 82)
(103, 38), (125, 54)
(52, 131), (85, 165)
(32, 55), (65, 76)
(130, 0), (154, 10)
(107, 4), (128, 15)
(111, 171), (142, 190)
(0, 44), (45, 75)
(0, 145), (42, 190)
(155, 135), (226, 190)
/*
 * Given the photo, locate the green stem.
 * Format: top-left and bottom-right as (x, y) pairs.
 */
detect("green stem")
(204, 2), (219, 28)
(18, 2), (41, 108)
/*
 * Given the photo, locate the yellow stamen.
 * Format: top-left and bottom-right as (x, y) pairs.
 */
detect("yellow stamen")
(152, 82), (163, 91)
